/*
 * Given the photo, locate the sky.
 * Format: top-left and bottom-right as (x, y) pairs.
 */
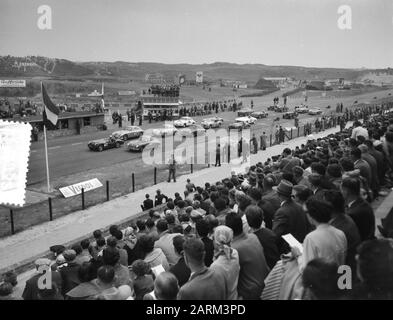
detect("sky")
(0, 0), (392, 68)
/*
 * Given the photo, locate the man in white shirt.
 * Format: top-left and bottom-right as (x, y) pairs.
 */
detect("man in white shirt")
(351, 121), (369, 141)
(300, 198), (347, 271)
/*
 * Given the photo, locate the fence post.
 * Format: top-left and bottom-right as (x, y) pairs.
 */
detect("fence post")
(10, 209), (15, 235)
(290, 129), (293, 140)
(106, 180), (110, 201)
(191, 158), (193, 174)
(154, 167), (157, 185)
(132, 173), (135, 192)
(270, 134), (272, 146)
(298, 126), (300, 137)
(81, 188), (85, 210)
(48, 198), (53, 221)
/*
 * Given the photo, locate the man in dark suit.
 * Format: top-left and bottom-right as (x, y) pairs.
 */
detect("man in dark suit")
(154, 189), (168, 206)
(195, 219), (214, 267)
(341, 177), (375, 242)
(358, 144), (380, 197)
(272, 180), (310, 253)
(22, 258), (62, 300)
(142, 194), (154, 211)
(169, 235), (191, 287)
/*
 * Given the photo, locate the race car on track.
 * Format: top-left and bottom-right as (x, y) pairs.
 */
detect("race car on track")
(282, 111), (297, 119)
(127, 135), (160, 152)
(295, 105), (309, 113)
(112, 126), (144, 141)
(228, 122), (250, 130)
(177, 124), (206, 137)
(235, 115), (257, 125)
(88, 136), (124, 152)
(201, 117), (224, 129)
(308, 108), (323, 115)
(152, 124), (178, 137)
(251, 111), (268, 119)
(273, 105), (289, 113)
(174, 117), (196, 127)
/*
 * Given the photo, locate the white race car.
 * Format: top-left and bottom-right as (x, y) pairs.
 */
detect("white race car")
(235, 115), (257, 125)
(295, 106), (309, 113)
(308, 108), (322, 115)
(174, 117), (196, 127)
(201, 117), (224, 129)
(112, 126), (144, 141)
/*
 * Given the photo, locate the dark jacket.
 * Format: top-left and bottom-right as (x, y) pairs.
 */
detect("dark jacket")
(346, 198), (376, 242)
(272, 200), (310, 253)
(143, 198), (154, 210)
(22, 271), (63, 300)
(254, 228), (280, 269)
(169, 256), (191, 287)
(177, 267), (227, 300)
(59, 262), (81, 296)
(201, 237), (214, 267)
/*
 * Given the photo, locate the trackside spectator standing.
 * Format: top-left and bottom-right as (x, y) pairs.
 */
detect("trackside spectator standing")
(168, 155), (177, 182)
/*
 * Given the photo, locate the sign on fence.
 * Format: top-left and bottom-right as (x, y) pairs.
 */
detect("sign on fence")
(59, 178), (103, 198)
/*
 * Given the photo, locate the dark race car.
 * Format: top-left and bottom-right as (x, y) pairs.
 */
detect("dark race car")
(88, 136), (124, 152)
(283, 111), (297, 119)
(251, 111), (268, 119)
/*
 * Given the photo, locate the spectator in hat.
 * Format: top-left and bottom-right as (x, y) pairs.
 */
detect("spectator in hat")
(154, 219), (182, 266)
(272, 180), (310, 253)
(196, 219), (214, 267)
(245, 205), (279, 270)
(144, 272), (179, 300)
(130, 260), (154, 300)
(210, 225), (240, 300)
(292, 185), (313, 207)
(225, 212), (269, 300)
(139, 234), (169, 271)
(59, 249), (81, 296)
(178, 238), (227, 300)
(261, 175), (281, 229)
(341, 177), (375, 242)
(300, 198), (347, 271)
(169, 235), (191, 287)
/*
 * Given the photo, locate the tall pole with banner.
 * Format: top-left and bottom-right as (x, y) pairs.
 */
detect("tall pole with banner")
(41, 82), (60, 193)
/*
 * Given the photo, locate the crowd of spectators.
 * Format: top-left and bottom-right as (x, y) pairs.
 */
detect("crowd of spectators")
(2, 103), (393, 300)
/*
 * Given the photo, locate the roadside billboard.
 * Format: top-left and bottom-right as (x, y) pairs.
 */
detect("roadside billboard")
(0, 80), (26, 87)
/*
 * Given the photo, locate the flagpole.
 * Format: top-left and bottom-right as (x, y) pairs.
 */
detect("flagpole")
(41, 82), (51, 193)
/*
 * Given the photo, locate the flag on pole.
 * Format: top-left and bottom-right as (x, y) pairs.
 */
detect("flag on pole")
(101, 83), (105, 109)
(41, 83), (60, 126)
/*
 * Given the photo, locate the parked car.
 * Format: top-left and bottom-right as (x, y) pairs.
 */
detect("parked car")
(295, 105), (309, 113)
(127, 135), (160, 152)
(174, 116), (196, 127)
(235, 115), (257, 125)
(251, 111), (268, 119)
(283, 111), (297, 119)
(201, 117), (224, 129)
(177, 124), (206, 137)
(274, 105), (289, 113)
(112, 126), (144, 141)
(152, 124), (178, 136)
(308, 108), (322, 115)
(88, 136), (124, 152)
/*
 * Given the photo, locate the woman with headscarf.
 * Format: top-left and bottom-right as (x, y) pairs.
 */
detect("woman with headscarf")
(210, 226), (240, 300)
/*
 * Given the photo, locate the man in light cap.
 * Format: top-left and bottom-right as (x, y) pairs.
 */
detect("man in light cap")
(22, 258), (62, 300)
